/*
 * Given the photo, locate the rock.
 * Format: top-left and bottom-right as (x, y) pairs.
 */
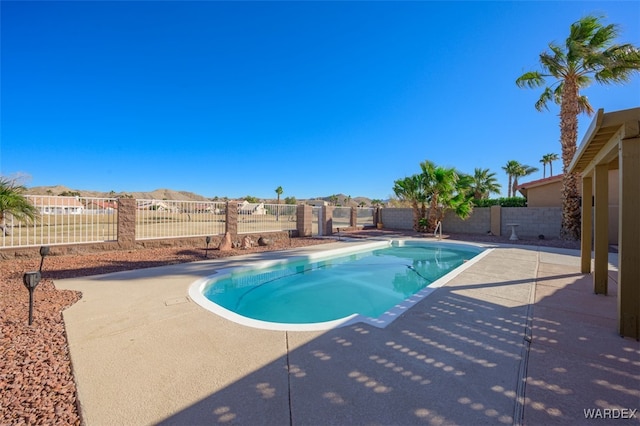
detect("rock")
(241, 236), (253, 249)
(218, 232), (233, 251)
(258, 237), (272, 246)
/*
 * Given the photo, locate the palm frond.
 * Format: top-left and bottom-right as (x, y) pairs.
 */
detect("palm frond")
(515, 71), (545, 88)
(535, 87), (554, 111)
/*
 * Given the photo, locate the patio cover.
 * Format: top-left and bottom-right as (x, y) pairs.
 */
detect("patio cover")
(568, 107), (640, 339)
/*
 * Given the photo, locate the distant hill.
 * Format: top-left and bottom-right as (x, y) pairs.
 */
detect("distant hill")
(26, 186), (379, 206)
(26, 186), (209, 201)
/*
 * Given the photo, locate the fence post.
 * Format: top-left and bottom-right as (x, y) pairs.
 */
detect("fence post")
(226, 201), (238, 239)
(323, 205), (335, 235)
(297, 204), (312, 237)
(350, 207), (357, 229)
(117, 198), (136, 248)
(490, 205), (501, 236)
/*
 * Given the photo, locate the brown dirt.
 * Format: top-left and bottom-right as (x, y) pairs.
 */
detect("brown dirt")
(0, 231), (581, 424)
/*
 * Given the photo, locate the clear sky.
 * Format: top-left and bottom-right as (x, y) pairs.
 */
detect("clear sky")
(2, 1), (639, 201)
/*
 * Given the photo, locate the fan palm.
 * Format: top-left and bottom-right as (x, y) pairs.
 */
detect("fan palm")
(540, 153), (559, 178)
(470, 168), (502, 200)
(274, 186), (283, 221)
(421, 160), (472, 232)
(393, 174), (426, 231)
(0, 177), (39, 236)
(512, 164), (539, 197)
(516, 15), (640, 240)
(502, 160), (521, 198)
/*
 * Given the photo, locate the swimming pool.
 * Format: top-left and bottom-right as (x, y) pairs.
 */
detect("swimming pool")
(189, 240), (490, 331)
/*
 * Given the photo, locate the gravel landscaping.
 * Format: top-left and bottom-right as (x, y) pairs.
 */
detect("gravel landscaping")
(0, 231), (581, 425)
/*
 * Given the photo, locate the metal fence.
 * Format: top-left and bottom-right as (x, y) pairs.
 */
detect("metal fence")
(135, 199), (226, 240)
(356, 207), (374, 227)
(332, 207), (351, 230)
(237, 203), (297, 234)
(1, 196), (118, 248)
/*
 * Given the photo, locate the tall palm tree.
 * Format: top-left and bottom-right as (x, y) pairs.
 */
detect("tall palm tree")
(0, 177), (38, 236)
(516, 15), (640, 240)
(539, 153), (559, 178)
(512, 163), (539, 197)
(470, 168), (502, 200)
(547, 153), (559, 176)
(274, 186), (283, 221)
(502, 160), (521, 198)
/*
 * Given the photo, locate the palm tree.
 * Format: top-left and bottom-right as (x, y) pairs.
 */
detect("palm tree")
(274, 186), (283, 204)
(421, 160), (472, 232)
(274, 186), (283, 221)
(512, 163), (539, 197)
(0, 177), (39, 236)
(470, 168), (502, 200)
(393, 175), (426, 231)
(540, 153), (559, 178)
(502, 160), (521, 198)
(516, 15), (640, 240)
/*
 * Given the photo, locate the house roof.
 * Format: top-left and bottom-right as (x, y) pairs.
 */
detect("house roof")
(516, 174), (563, 189)
(28, 196), (84, 207)
(569, 107), (640, 175)
(515, 174), (563, 196)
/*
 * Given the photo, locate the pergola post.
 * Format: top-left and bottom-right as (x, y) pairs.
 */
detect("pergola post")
(568, 107), (640, 339)
(593, 164), (609, 294)
(618, 136), (640, 339)
(580, 176), (593, 274)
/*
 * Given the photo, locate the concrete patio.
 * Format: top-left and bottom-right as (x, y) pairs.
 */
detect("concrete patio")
(55, 238), (639, 425)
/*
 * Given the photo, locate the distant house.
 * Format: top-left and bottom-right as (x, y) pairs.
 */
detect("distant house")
(137, 200), (176, 212)
(306, 199), (329, 207)
(516, 175), (565, 207)
(85, 200), (118, 214)
(29, 196), (85, 215)
(238, 201), (266, 215)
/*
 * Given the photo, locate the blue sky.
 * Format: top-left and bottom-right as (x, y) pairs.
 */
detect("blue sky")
(2, 1), (639, 201)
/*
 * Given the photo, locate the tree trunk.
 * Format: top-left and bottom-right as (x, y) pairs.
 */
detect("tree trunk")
(559, 79), (581, 240)
(427, 196), (439, 232)
(412, 201), (420, 232)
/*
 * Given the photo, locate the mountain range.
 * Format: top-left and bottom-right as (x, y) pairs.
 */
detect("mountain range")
(26, 185), (377, 206)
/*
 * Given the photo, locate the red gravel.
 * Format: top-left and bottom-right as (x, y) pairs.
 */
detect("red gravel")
(0, 237), (332, 425)
(0, 231), (580, 424)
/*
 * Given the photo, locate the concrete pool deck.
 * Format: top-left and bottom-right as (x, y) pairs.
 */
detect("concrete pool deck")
(55, 238), (639, 425)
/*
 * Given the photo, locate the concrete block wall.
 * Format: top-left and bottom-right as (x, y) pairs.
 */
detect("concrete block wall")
(501, 207), (562, 239)
(442, 207), (491, 234)
(380, 208), (414, 230)
(380, 206), (564, 239)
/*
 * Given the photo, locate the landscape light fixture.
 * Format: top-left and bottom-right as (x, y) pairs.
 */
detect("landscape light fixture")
(205, 236), (211, 258)
(23, 246), (50, 325)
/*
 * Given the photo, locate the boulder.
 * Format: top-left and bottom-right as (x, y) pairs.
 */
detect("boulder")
(218, 232), (233, 251)
(258, 237), (272, 246)
(241, 236), (253, 249)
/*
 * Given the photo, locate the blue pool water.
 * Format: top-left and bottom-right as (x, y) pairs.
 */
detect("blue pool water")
(193, 241), (484, 329)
